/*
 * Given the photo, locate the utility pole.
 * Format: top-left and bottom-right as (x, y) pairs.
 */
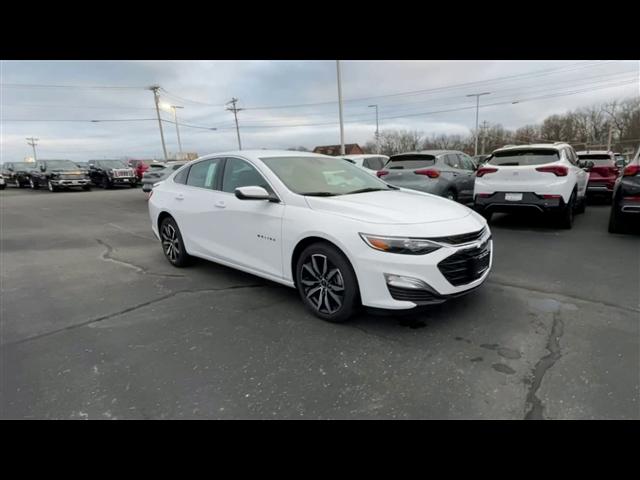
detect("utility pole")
(336, 60), (345, 155)
(149, 85), (168, 160)
(226, 97), (243, 150)
(26, 137), (39, 161)
(170, 105), (184, 156)
(480, 120), (490, 155)
(466, 92), (491, 156)
(368, 104), (379, 153)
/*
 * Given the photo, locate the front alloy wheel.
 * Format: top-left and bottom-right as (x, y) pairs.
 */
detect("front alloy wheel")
(29, 178), (38, 190)
(48, 180), (57, 192)
(296, 243), (359, 323)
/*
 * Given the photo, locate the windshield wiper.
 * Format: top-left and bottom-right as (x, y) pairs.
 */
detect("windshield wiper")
(343, 187), (393, 195)
(300, 191), (338, 197)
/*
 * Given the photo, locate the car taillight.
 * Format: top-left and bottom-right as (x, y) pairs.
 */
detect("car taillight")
(476, 167), (498, 177)
(414, 169), (440, 178)
(623, 195), (640, 202)
(623, 165), (640, 176)
(376, 170), (389, 178)
(536, 165), (568, 176)
(542, 194), (562, 199)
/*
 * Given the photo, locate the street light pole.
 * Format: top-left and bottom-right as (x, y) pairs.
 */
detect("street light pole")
(336, 60), (345, 155)
(368, 104), (379, 153)
(149, 85), (168, 160)
(171, 105), (184, 156)
(26, 137), (39, 161)
(466, 92), (491, 156)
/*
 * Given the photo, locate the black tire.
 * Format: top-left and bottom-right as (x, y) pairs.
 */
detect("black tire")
(130, 182), (137, 188)
(444, 189), (458, 202)
(0, 184), (5, 190)
(29, 178), (39, 190)
(575, 194), (587, 214)
(82, 185), (91, 191)
(47, 180), (58, 192)
(159, 216), (192, 267)
(295, 242), (359, 323)
(102, 177), (112, 189)
(557, 192), (575, 229)
(608, 203), (625, 234)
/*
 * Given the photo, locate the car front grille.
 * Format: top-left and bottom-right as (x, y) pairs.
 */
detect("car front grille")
(428, 226), (486, 245)
(438, 241), (491, 286)
(60, 174), (85, 180)
(112, 169), (134, 178)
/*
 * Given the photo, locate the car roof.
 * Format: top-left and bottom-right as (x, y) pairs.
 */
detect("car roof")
(493, 143), (570, 153)
(342, 154), (389, 159)
(575, 150), (612, 155)
(390, 150), (461, 157)
(200, 150), (337, 162)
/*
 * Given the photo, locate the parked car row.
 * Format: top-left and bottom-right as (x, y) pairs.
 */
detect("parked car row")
(372, 143), (638, 232)
(0, 159), (157, 192)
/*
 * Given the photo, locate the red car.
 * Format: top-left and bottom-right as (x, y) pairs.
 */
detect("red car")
(127, 159), (150, 184)
(576, 150), (620, 198)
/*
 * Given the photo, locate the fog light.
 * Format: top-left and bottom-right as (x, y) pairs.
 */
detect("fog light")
(384, 273), (429, 290)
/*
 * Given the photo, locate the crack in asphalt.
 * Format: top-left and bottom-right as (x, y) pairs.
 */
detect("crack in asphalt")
(3, 284), (267, 347)
(96, 238), (185, 278)
(524, 312), (564, 420)
(488, 279), (639, 314)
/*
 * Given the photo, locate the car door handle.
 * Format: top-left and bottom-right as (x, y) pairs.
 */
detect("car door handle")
(214, 200), (226, 208)
(175, 194), (184, 200)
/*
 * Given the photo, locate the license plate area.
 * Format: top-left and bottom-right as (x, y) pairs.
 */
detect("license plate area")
(505, 193), (523, 201)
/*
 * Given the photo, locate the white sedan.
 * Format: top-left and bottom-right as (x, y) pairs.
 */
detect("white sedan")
(148, 151), (492, 322)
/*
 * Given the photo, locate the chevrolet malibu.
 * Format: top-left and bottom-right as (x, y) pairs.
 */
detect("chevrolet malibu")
(148, 151), (492, 322)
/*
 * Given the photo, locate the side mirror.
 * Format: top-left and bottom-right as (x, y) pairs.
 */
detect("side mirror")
(234, 186), (278, 202)
(39, 165), (46, 172)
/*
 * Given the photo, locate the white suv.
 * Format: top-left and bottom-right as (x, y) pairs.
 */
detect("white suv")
(473, 143), (589, 229)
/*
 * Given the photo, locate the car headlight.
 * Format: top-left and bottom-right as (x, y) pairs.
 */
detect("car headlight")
(359, 233), (441, 255)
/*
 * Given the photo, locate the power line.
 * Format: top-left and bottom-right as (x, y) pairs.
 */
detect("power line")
(0, 83), (147, 90)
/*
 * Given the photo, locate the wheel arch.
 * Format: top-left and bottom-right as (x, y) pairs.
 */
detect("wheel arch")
(290, 234), (359, 290)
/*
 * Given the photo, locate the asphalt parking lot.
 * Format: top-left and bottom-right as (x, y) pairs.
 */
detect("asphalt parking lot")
(1, 187), (638, 419)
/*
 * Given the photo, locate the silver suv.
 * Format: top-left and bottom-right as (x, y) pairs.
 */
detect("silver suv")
(377, 150), (477, 203)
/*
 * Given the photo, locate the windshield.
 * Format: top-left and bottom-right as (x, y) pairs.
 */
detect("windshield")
(386, 155), (436, 170)
(43, 160), (79, 170)
(489, 149), (559, 166)
(260, 156), (392, 196)
(96, 160), (128, 168)
(577, 154), (614, 165)
(11, 163), (33, 170)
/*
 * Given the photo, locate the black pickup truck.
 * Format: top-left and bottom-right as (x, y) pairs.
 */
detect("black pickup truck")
(88, 159), (138, 188)
(28, 159), (92, 192)
(1, 162), (33, 188)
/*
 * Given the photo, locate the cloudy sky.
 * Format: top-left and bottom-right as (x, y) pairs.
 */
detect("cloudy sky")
(1, 60), (638, 161)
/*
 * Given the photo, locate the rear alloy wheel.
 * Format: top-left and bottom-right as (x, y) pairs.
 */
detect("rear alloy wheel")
(444, 189), (458, 202)
(296, 243), (359, 323)
(160, 217), (191, 267)
(557, 192), (575, 229)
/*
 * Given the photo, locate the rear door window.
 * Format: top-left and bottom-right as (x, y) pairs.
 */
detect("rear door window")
(489, 149), (560, 166)
(387, 155), (436, 170)
(186, 159), (221, 189)
(173, 166), (190, 184)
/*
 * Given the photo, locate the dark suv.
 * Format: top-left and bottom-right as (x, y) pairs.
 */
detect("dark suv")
(88, 159), (137, 188)
(1, 162), (33, 188)
(609, 148), (640, 233)
(377, 150), (477, 203)
(28, 159), (91, 191)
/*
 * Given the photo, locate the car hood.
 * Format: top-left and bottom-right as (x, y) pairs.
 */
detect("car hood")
(304, 189), (473, 225)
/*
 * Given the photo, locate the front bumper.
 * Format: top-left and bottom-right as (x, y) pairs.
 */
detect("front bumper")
(110, 176), (136, 184)
(50, 178), (90, 187)
(353, 230), (493, 310)
(474, 192), (564, 213)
